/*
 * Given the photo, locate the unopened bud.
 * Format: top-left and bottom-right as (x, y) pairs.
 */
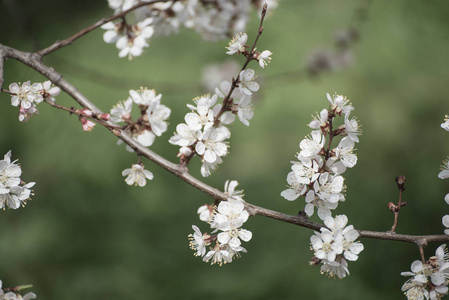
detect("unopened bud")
(112, 129), (121, 136)
(76, 108), (93, 117)
(80, 118), (95, 132)
(309, 256), (321, 266)
(98, 113), (110, 121)
(388, 202), (398, 212)
(395, 175), (406, 191)
(400, 201), (407, 207)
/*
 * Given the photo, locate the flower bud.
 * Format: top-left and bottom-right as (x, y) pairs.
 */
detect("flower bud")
(395, 175), (406, 191)
(388, 202), (398, 212)
(98, 113), (110, 121)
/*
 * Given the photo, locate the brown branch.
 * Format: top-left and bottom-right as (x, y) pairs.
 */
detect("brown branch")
(36, 0), (172, 57)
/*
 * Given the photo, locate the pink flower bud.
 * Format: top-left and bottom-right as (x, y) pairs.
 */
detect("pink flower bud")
(76, 109), (93, 117)
(98, 113), (110, 121)
(80, 118), (95, 132)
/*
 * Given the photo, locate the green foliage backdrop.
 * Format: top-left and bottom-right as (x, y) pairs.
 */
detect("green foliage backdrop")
(1, 1), (449, 299)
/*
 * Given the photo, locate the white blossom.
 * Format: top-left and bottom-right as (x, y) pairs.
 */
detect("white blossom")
(442, 115), (449, 132)
(299, 130), (325, 158)
(41, 80), (60, 103)
(304, 189), (338, 220)
(226, 32), (247, 55)
(0, 151), (35, 210)
(203, 243), (232, 266)
(327, 93), (354, 116)
(224, 180), (244, 202)
(238, 69), (259, 95)
(110, 98), (133, 123)
(280, 171), (308, 201)
(200, 156), (223, 177)
(310, 229), (343, 262)
(0, 182), (35, 210)
(309, 109), (329, 130)
(235, 95), (254, 126)
(185, 94), (217, 131)
(320, 257), (350, 279)
(197, 204), (214, 223)
(169, 123), (201, 147)
(188, 225), (210, 257)
(9, 81), (43, 110)
(439, 160), (449, 179)
(116, 18), (155, 59)
(334, 137), (357, 168)
(122, 164), (153, 186)
(146, 94), (171, 136)
(0, 151), (21, 188)
(257, 50), (272, 68)
(343, 114), (361, 143)
(291, 159), (320, 185)
(129, 88), (161, 106)
(195, 127), (228, 164)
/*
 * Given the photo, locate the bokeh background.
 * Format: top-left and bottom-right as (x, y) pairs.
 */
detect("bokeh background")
(1, 0), (449, 299)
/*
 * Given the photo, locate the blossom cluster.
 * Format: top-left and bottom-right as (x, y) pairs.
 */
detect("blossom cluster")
(401, 244), (449, 300)
(110, 88), (171, 185)
(188, 180), (252, 265)
(0, 280), (36, 300)
(8, 81), (60, 122)
(102, 0), (278, 59)
(281, 93), (361, 220)
(310, 215), (364, 279)
(0, 151), (35, 210)
(170, 33), (269, 177)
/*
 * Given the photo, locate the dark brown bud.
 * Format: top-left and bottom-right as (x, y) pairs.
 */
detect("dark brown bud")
(309, 257), (321, 266)
(395, 175), (406, 191)
(400, 201), (407, 207)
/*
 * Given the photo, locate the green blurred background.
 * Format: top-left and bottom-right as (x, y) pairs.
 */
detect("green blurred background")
(1, 0), (449, 299)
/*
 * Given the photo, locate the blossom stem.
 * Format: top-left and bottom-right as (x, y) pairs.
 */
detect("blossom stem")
(214, 4), (268, 123)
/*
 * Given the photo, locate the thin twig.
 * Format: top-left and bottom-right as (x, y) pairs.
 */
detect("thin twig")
(43, 100), (121, 130)
(37, 0), (172, 57)
(0, 50), (4, 92)
(214, 4), (268, 122)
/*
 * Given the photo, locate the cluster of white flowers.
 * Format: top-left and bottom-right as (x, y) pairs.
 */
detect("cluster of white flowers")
(111, 87), (171, 150)
(110, 88), (170, 185)
(401, 244), (449, 300)
(310, 215), (364, 279)
(170, 33), (268, 177)
(0, 280), (36, 300)
(8, 81), (60, 122)
(103, 0), (278, 59)
(281, 93), (361, 220)
(189, 180), (252, 265)
(0, 151), (35, 210)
